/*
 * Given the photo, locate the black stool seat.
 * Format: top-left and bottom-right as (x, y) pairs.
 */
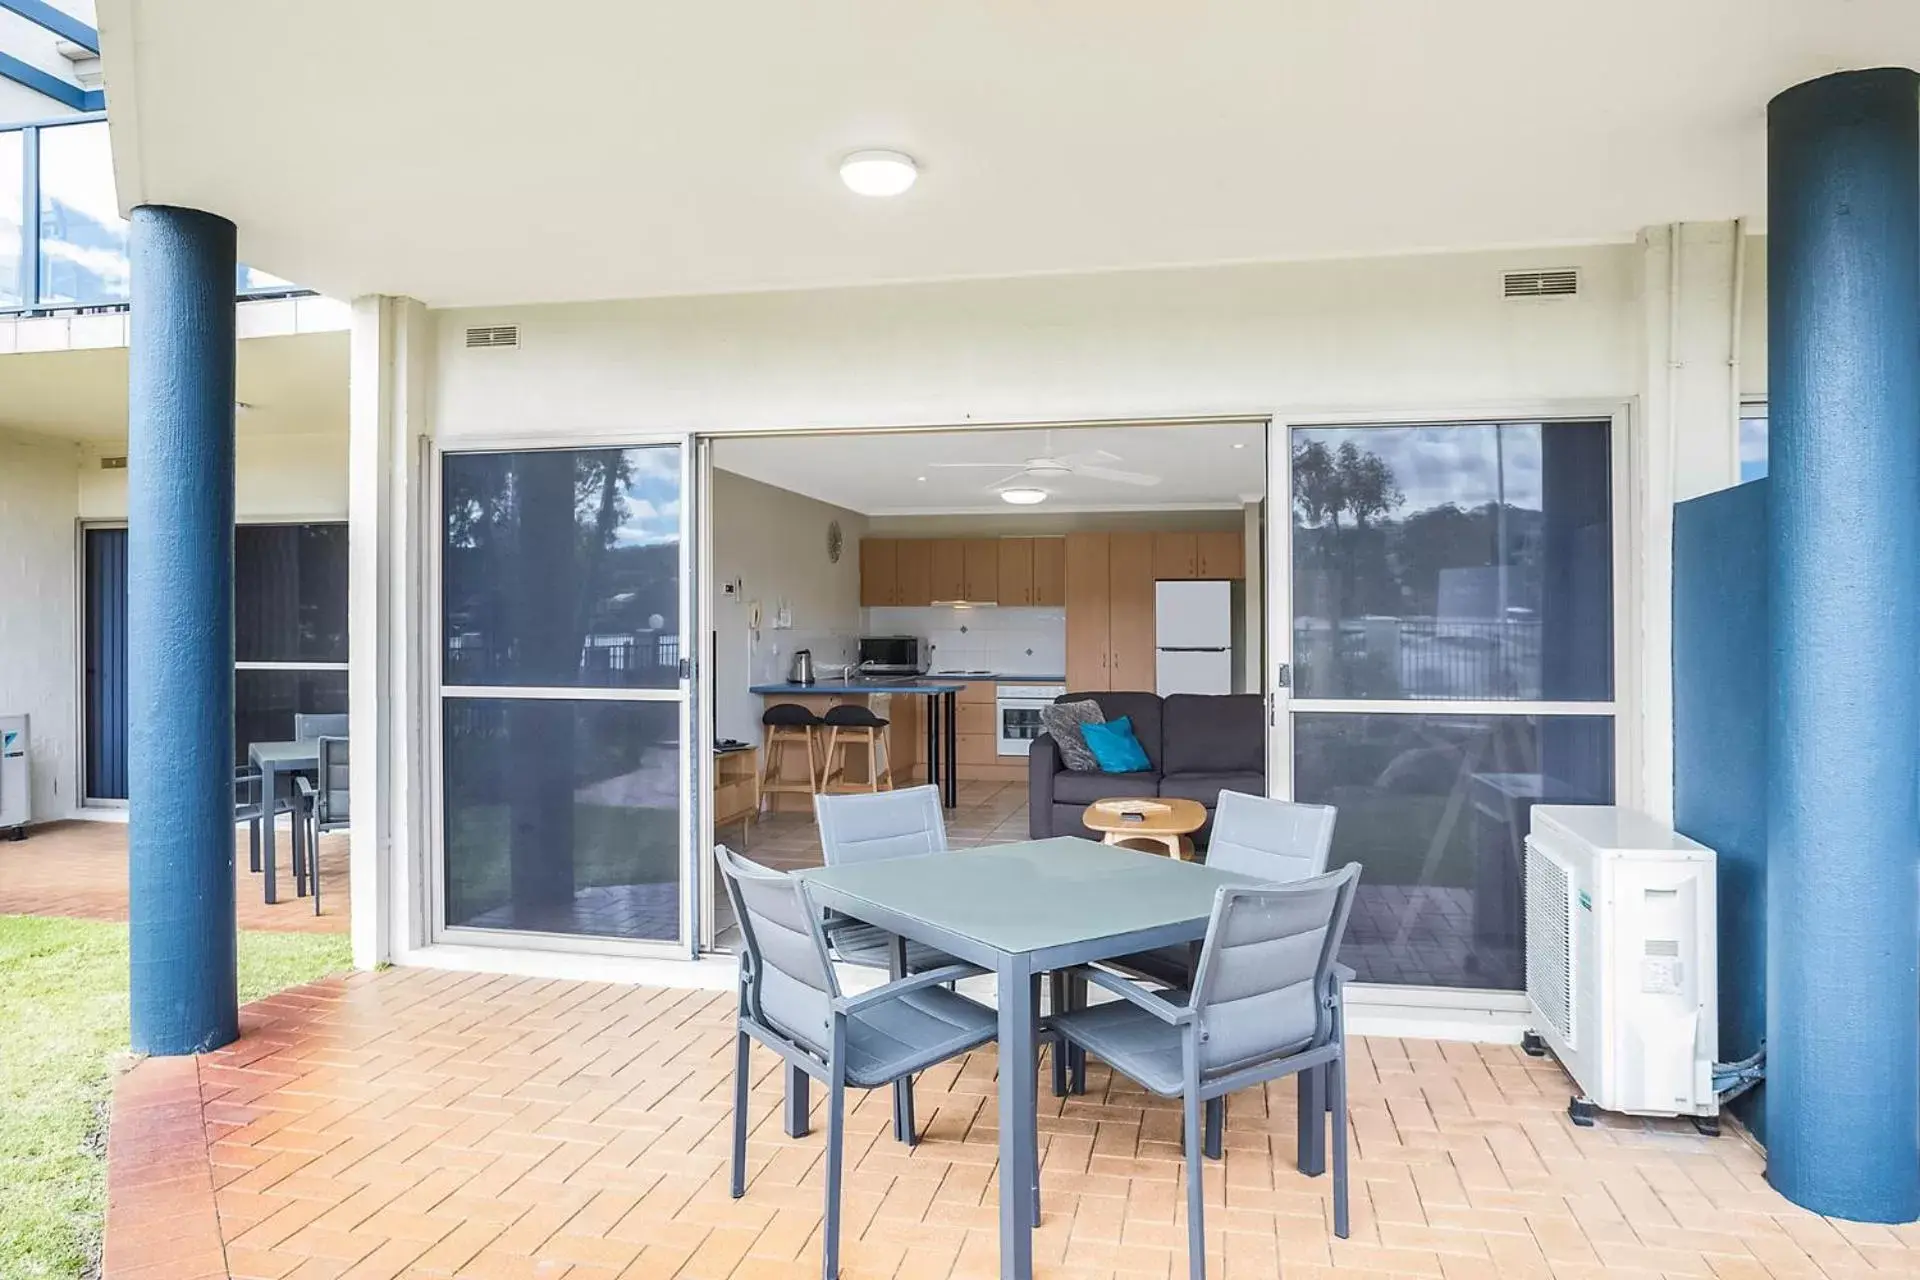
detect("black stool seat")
(763, 702), (824, 727)
(824, 704), (888, 729)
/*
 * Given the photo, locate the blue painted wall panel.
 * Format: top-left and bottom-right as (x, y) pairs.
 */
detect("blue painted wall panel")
(1672, 479), (1770, 1138)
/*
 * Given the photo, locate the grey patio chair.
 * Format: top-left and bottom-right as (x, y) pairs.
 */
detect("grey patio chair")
(293, 712), (349, 741)
(717, 843), (1002, 1280)
(292, 735), (348, 916)
(813, 785), (963, 1145)
(235, 764), (302, 888)
(1058, 792), (1340, 1119)
(1050, 863), (1363, 1280)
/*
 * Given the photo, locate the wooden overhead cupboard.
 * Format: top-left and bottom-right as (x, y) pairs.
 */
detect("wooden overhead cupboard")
(859, 536), (1066, 607)
(1150, 530), (1245, 580)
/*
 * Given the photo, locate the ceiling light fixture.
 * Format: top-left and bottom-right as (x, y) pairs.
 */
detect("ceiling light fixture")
(840, 150), (918, 197)
(1232, 442), (1246, 449)
(1000, 487), (1048, 506)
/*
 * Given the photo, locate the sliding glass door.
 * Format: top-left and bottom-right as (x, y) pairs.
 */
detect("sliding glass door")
(1273, 418), (1620, 992)
(436, 444), (693, 952)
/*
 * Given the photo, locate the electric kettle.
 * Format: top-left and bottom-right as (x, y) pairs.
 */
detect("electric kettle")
(789, 649), (816, 685)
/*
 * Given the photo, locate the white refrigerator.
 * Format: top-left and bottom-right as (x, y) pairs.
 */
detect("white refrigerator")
(1155, 580), (1235, 695)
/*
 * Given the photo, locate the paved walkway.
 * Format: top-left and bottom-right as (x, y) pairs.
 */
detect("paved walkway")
(102, 966), (1916, 1280)
(0, 818), (348, 933)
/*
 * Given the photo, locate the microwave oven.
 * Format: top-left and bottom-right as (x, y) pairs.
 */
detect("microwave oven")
(858, 635), (926, 674)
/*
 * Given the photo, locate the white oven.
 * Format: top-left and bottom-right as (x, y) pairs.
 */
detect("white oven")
(997, 683), (1066, 755)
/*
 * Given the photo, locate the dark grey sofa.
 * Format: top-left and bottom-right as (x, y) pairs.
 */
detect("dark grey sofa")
(1027, 691), (1267, 843)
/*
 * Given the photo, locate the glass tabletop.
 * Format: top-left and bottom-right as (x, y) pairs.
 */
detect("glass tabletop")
(798, 836), (1254, 956)
(249, 740), (319, 766)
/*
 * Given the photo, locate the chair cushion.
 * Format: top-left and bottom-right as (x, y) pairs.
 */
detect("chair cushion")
(1083, 716), (1153, 773)
(1158, 772), (1266, 808)
(828, 921), (959, 974)
(845, 986), (998, 1088)
(1050, 996), (1189, 1096)
(1039, 700), (1104, 771)
(763, 703), (823, 726)
(1051, 769), (1160, 806)
(824, 704), (887, 728)
(1160, 694), (1267, 776)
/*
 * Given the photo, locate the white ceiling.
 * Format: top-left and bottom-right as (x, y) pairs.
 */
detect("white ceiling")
(713, 421), (1266, 515)
(97, 3), (1920, 307)
(0, 332), (347, 442)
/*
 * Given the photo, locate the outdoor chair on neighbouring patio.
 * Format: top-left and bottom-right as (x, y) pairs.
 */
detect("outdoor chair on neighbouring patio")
(235, 764), (304, 897)
(292, 735), (348, 916)
(716, 843), (999, 1280)
(292, 712), (349, 741)
(1049, 862), (1363, 1280)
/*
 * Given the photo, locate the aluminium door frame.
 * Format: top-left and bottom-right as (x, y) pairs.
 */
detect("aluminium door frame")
(1264, 399), (1637, 1015)
(424, 434), (701, 962)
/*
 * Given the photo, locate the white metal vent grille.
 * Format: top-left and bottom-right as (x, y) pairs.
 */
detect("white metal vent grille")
(1526, 842), (1575, 1046)
(464, 324), (520, 349)
(1502, 268), (1579, 299)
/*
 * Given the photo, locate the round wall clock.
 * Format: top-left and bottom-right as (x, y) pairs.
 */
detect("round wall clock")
(826, 520), (844, 563)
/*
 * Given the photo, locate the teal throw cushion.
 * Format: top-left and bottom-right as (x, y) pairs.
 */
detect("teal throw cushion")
(1082, 715), (1152, 774)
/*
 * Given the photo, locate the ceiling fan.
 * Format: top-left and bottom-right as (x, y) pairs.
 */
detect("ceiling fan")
(926, 432), (1161, 489)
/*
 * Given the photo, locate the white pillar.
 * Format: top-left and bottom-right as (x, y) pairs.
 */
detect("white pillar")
(1632, 221), (1751, 824)
(347, 295), (431, 969)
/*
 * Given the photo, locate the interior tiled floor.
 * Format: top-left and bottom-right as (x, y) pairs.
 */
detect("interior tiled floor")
(107, 964), (1916, 1280)
(0, 816), (348, 932)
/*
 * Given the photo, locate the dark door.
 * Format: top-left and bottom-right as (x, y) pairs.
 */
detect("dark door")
(84, 527), (129, 801)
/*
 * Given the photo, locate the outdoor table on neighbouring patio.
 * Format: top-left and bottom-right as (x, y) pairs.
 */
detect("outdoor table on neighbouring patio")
(798, 837), (1267, 1280)
(248, 739), (318, 904)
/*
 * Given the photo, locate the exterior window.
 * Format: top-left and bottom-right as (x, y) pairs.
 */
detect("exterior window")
(440, 446), (686, 945)
(0, 130), (21, 307)
(1288, 419), (1617, 992)
(37, 121), (128, 307)
(232, 522), (350, 763)
(1739, 408), (1768, 483)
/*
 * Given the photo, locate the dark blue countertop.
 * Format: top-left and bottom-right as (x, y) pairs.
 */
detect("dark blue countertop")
(751, 679), (965, 695)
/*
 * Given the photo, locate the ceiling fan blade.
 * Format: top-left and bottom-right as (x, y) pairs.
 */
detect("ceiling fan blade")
(1075, 464), (1161, 486)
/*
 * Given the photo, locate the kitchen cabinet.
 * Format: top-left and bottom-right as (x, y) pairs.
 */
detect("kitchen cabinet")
(1065, 533), (1111, 690)
(963, 539), (999, 603)
(1107, 532), (1156, 691)
(895, 538), (932, 606)
(997, 538), (1034, 605)
(929, 539), (967, 603)
(1196, 530), (1244, 579)
(1152, 532), (1198, 579)
(859, 538), (898, 606)
(1033, 537), (1066, 606)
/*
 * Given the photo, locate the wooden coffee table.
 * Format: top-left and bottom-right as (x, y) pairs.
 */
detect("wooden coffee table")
(1081, 796), (1208, 860)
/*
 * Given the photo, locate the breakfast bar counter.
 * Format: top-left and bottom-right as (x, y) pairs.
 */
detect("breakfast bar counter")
(749, 679), (963, 806)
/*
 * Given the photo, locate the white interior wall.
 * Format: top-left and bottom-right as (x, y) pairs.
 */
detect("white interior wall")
(710, 468), (867, 744)
(0, 432), (81, 820)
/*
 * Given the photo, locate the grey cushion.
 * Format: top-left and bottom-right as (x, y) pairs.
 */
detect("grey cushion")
(1158, 771), (1266, 807)
(1052, 769), (1159, 805)
(1160, 694), (1266, 775)
(845, 986), (998, 1088)
(1050, 992), (1193, 1095)
(1039, 699), (1105, 771)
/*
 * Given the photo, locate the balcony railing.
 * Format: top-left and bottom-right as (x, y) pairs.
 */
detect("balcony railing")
(0, 112), (308, 316)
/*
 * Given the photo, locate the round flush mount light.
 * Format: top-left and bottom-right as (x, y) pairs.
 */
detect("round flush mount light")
(840, 150), (918, 197)
(1000, 487), (1048, 506)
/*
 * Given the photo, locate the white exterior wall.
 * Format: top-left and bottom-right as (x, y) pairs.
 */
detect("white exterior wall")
(0, 432), (81, 820)
(76, 431), (349, 521)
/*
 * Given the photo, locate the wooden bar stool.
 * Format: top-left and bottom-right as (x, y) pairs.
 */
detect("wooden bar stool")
(821, 701), (893, 793)
(759, 703), (825, 807)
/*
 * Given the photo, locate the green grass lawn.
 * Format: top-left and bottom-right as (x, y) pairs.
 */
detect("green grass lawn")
(0, 917), (351, 1280)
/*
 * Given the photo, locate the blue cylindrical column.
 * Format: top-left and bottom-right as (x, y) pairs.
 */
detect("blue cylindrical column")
(1766, 67), (1920, 1222)
(128, 205), (239, 1056)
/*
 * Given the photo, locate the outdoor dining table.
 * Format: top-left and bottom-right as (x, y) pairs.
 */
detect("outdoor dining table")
(248, 738), (319, 905)
(798, 836), (1269, 1280)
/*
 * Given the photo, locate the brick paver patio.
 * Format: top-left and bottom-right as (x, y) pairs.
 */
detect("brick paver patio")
(0, 817), (347, 932)
(100, 965), (1919, 1280)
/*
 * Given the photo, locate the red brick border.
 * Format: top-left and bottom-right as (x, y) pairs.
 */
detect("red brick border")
(103, 1056), (228, 1280)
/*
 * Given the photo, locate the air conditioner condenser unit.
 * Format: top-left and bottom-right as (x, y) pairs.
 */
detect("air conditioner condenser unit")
(1523, 804), (1718, 1131)
(0, 714), (29, 837)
